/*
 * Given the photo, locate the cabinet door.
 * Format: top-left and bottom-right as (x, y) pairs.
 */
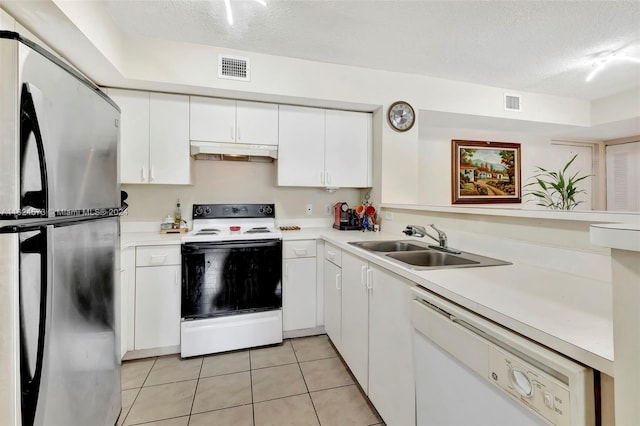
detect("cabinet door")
(149, 93), (191, 184)
(134, 265), (181, 350)
(325, 110), (372, 188)
(278, 105), (325, 186)
(108, 89), (150, 184)
(340, 252), (369, 392)
(283, 257), (317, 331)
(120, 247), (136, 358)
(189, 96), (236, 143)
(323, 259), (342, 351)
(368, 266), (415, 426)
(236, 101), (278, 146)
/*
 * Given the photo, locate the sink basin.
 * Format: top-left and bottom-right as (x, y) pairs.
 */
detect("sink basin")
(348, 240), (429, 252)
(385, 249), (511, 270)
(349, 239), (511, 270)
(386, 251), (479, 267)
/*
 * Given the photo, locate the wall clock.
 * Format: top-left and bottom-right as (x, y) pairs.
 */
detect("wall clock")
(388, 101), (415, 132)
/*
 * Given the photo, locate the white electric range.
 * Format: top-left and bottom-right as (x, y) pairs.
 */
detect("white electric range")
(180, 204), (283, 357)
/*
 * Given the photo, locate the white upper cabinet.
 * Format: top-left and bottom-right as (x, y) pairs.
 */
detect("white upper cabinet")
(149, 92), (191, 184)
(278, 105), (372, 188)
(108, 88), (191, 185)
(278, 105), (326, 186)
(325, 109), (372, 188)
(189, 96), (278, 146)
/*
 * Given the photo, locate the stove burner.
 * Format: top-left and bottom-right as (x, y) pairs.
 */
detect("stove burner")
(245, 227), (271, 234)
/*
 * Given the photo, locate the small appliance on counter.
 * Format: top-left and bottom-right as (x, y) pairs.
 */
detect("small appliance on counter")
(333, 202), (362, 230)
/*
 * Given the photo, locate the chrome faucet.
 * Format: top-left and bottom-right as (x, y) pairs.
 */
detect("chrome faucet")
(403, 224), (461, 254)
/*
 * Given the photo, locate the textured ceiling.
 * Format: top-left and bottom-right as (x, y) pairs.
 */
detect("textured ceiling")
(104, 0), (640, 100)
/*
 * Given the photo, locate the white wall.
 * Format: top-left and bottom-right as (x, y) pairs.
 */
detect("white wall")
(121, 159), (363, 224)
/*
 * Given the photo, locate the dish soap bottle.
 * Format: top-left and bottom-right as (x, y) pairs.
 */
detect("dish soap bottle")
(174, 199), (182, 226)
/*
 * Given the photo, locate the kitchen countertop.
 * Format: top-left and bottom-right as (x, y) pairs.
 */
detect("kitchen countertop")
(122, 224), (614, 375)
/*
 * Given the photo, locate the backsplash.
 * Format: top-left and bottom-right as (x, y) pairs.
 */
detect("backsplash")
(121, 160), (363, 224)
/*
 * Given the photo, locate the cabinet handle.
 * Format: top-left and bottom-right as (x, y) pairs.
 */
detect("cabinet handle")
(174, 270), (179, 286)
(149, 254), (167, 265)
(285, 263), (289, 277)
(336, 272), (341, 290)
(141, 166), (146, 181)
(326, 171), (331, 185)
(320, 171), (325, 185)
(149, 166), (155, 182)
(327, 250), (335, 260)
(361, 265), (367, 286)
(230, 126), (235, 140)
(237, 127), (241, 141)
(293, 248), (308, 256)
(366, 268), (373, 291)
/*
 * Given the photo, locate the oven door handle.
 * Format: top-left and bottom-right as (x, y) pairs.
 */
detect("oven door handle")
(182, 239), (281, 251)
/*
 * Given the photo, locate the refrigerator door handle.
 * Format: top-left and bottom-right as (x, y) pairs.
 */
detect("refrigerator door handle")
(18, 228), (49, 426)
(20, 83), (49, 216)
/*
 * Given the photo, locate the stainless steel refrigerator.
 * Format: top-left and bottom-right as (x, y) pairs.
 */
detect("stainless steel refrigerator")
(0, 31), (121, 425)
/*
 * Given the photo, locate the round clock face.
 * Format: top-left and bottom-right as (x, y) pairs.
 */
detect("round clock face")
(388, 101), (415, 132)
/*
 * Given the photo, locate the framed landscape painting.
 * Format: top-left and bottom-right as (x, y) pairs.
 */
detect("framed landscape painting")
(451, 140), (521, 205)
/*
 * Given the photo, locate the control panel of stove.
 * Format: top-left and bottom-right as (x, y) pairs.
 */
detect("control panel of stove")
(192, 204), (275, 219)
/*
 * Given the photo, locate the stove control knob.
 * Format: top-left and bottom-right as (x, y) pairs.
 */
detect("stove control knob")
(265, 206), (273, 214)
(194, 206), (204, 217)
(259, 206), (265, 214)
(204, 207), (212, 215)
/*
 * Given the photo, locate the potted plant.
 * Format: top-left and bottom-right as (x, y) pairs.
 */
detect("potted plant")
(524, 154), (591, 210)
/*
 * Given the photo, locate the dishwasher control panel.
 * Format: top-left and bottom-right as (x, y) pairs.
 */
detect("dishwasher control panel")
(488, 346), (572, 424)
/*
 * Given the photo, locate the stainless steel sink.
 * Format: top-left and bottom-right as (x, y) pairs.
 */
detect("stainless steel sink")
(386, 251), (479, 267)
(348, 240), (430, 252)
(348, 239), (511, 270)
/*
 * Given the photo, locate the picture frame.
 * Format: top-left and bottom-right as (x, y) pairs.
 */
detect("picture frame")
(451, 140), (521, 205)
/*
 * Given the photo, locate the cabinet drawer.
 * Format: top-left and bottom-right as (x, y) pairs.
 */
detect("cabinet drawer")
(283, 240), (317, 258)
(136, 245), (181, 266)
(324, 242), (342, 267)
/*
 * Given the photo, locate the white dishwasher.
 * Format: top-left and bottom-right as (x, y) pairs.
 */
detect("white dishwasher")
(411, 286), (595, 426)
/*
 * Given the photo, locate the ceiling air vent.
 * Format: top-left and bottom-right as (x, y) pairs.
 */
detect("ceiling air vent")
(504, 93), (522, 112)
(218, 54), (250, 81)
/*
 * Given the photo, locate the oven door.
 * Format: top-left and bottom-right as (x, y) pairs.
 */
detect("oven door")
(181, 239), (282, 320)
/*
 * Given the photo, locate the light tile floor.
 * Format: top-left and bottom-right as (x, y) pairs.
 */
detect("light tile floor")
(118, 335), (384, 426)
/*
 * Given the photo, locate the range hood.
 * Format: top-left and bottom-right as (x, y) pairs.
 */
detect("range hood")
(190, 141), (278, 162)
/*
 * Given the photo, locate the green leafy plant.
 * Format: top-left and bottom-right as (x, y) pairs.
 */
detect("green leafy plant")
(524, 154), (591, 210)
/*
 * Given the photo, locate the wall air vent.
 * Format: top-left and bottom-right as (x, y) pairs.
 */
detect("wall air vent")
(504, 93), (522, 112)
(218, 54), (250, 81)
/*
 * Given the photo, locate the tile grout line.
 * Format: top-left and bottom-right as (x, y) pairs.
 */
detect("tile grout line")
(186, 356), (205, 426)
(249, 348), (256, 426)
(291, 340), (323, 426)
(120, 357), (158, 426)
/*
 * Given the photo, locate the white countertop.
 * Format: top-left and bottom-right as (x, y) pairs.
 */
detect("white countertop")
(122, 224), (614, 375)
(590, 223), (640, 252)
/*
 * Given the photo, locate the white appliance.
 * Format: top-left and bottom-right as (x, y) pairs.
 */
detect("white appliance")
(180, 204), (283, 357)
(0, 31), (121, 425)
(411, 286), (595, 426)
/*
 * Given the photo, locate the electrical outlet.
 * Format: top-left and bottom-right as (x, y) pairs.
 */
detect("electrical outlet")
(383, 211), (393, 220)
(324, 204), (332, 215)
(305, 204), (313, 215)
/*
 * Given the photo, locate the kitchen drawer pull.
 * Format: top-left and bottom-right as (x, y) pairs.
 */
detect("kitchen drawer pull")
(336, 272), (341, 290)
(141, 166), (146, 181)
(294, 248), (308, 256)
(149, 254), (167, 265)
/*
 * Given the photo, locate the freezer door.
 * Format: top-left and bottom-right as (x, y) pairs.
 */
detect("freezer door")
(35, 217), (121, 426)
(19, 43), (120, 215)
(0, 38), (119, 218)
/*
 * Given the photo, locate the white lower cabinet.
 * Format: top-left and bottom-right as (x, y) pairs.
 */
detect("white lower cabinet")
(337, 250), (416, 426)
(282, 240), (317, 332)
(323, 243), (342, 351)
(341, 251), (370, 392)
(368, 265), (416, 426)
(133, 245), (181, 351)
